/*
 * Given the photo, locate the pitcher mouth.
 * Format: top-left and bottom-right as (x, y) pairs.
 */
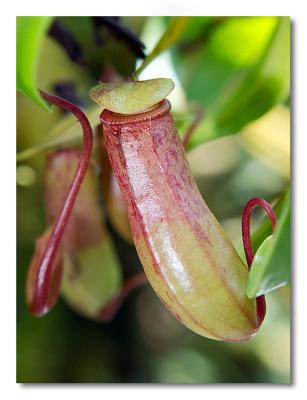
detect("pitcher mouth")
(100, 99), (171, 126)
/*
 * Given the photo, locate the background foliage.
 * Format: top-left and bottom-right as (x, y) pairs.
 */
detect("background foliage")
(17, 16), (290, 383)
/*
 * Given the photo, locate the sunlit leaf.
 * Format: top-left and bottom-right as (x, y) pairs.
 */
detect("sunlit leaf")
(213, 17), (290, 136)
(247, 190), (290, 298)
(172, 17), (290, 149)
(175, 17), (215, 43)
(172, 17), (277, 108)
(17, 16), (53, 111)
(208, 17), (278, 68)
(133, 17), (189, 79)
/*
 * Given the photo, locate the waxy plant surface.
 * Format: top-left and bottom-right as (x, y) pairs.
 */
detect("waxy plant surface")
(102, 100), (258, 342)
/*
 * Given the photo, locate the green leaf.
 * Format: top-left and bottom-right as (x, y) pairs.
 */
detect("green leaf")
(61, 229), (122, 320)
(173, 17), (278, 107)
(213, 17), (290, 137)
(133, 17), (189, 79)
(246, 190), (290, 298)
(173, 16), (215, 43)
(171, 17), (290, 149)
(16, 16), (53, 111)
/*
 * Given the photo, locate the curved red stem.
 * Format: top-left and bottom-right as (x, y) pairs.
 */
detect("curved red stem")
(30, 91), (93, 315)
(182, 104), (204, 149)
(242, 197), (277, 268)
(97, 272), (147, 322)
(241, 197), (277, 326)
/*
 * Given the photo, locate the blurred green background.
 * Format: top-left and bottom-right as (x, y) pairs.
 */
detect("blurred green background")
(17, 16), (290, 383)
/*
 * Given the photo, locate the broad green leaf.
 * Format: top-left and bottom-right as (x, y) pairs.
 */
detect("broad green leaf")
(247, 190), (290, 298)
(61, 229), (122, 320)
(171, 17), (290, 149)
(172, 17), (278, 109)
(17, 16), (53, 111)
(133, 17), (189, 79)
(208, 17), (278, 68)
(213, 17), (290, 137)
(170, 16), (214, 43)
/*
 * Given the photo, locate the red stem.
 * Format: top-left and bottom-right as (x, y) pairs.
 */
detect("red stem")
(182, 104), (204, 149)
(241, 197), (277, 326)
(242, 197), (277, 268)
(97, 272), (147, 322)
(31, 91), (93, 315)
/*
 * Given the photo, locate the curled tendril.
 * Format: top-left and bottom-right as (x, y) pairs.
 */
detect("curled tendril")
(241, 197), (277, 326)
(28, 90), (93, 316)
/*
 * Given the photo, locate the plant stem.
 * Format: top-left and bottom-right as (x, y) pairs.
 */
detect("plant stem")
(31, 90), (93, 315)
(182, 103), (204, 149)
(241, 197), (277, 327)
(242, 197), (277, 268)
(98, 272), (147, 321)
(131, 17), (188, 81)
